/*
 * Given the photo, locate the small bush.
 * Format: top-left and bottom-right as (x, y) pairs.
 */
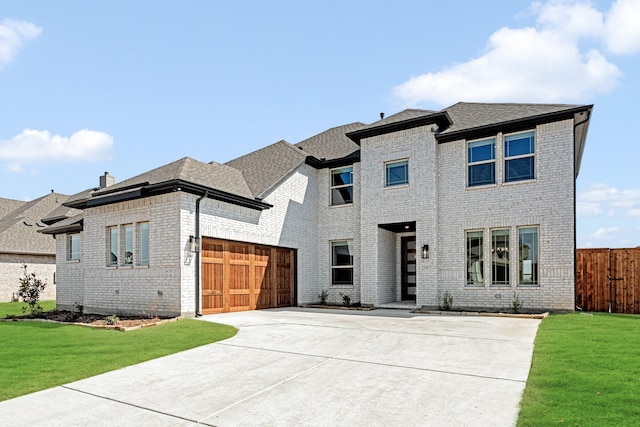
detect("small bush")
(339, 293), (351, 308)
(512, 292), (524, 314)
(318, 290), (329, 305)
(17, 265), (47, 317)
(105, 315), (120, 325)
(442, 291), (454, 311)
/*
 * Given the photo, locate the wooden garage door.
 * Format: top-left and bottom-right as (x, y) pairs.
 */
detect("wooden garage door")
(201, 238), (295, 314)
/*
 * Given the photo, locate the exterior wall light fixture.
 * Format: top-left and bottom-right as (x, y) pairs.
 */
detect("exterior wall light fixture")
(422, 244), (429, 259)
(188, 235), (201, 253)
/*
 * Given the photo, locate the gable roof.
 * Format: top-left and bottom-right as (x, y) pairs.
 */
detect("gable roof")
(0, 197), (25, 219)
(64, 157), (270, 211)
(225, 140), (308, 199)
(0, 193), (69, 255)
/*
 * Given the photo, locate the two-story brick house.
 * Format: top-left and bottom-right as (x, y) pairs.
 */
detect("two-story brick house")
(41, 102), (592, 316)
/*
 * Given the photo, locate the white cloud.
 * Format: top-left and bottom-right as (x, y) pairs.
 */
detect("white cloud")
(578, 183), (640, 210)
(0, 19), (41, 70)
(393, 0), (638, 107)
(0, 129), (114, 169)
(603, 0), (640, 54)
(592, 226), (620, 239)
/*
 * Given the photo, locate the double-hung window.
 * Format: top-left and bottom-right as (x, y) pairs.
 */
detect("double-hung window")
(385, 160), (408, 187)
(108, 226), (118, 266)
(138, 222), (150, 266)
(67, 234), (81, 261)
(331, 241), (353, 285)
(491, 229), (509, 286)
(466, 231), (484, 286)
(468, 138), (495, 187)
(505, 131), (535, 182)
(518, 227), (539, 286)
(331, 167), (353, 206)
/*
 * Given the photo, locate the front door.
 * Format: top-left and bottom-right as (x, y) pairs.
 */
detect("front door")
(401, 236), (416, 301)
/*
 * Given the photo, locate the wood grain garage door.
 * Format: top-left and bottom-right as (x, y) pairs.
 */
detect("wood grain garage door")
(201, 238), (295, 314)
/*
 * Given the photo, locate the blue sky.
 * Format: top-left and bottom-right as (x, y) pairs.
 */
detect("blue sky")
(1, 0), (639, 248)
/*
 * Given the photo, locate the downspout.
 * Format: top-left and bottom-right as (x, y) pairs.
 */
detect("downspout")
(195, 190), (209, 317)
(573, 110), (591, 311)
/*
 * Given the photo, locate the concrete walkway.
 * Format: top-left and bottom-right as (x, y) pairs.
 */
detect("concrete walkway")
(0, 308), (540, 426)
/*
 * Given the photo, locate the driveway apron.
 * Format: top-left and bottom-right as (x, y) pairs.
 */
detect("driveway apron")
(0, 308), (540, 426)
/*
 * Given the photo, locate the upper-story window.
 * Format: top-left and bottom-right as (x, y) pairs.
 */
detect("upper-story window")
(67, 234), (81, 261)
(330, 167), (353, 206)
(505, 131), (535, 182)
(385, 159), (409, 187)
(468, 138), (495, 187)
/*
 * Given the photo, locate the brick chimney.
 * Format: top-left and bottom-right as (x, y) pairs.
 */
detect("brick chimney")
(100, 172), (115, 189)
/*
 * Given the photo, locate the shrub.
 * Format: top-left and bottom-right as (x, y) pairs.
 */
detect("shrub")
(105, 315), (120, 325)
(442, 291), (454, 311)
(318, 290), (329, 305)
(17, 265), (47, 317)
(339, 293), (351, 307)
(512, 292), (524, 314)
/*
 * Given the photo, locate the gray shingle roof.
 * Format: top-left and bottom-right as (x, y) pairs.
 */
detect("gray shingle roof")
(225, 140), (308, 199)
(38, 213), (84, 235)
(0, 198), (25, 219)
(373, 109), (437, 127)
(0, 193), (69, 255)
(294, 123), (365, 160)
(93, 157), (254, 199)
(438, 102), (584, 136)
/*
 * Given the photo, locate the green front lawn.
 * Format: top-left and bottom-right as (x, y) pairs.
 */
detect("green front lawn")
(1, 300), (56, 317)
(518, 313), (640, 426)
(0, 302), (237, 402)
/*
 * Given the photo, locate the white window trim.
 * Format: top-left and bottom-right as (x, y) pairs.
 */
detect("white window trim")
(504, 130), (536, 183)
(384, 159), (409, 188)
(330, 166), (354, 207)
(67, 233), (81, 261)
(331, 240), (354, 286)
(467, 137), (496, 188)
(517, 226), (540, 287)
(137, 222), (150, 266)
(490, 228), (510, 287)
(465, 229), (485, 287)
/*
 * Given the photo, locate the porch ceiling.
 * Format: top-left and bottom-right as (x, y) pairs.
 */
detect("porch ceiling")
(378, 221), (416, 233)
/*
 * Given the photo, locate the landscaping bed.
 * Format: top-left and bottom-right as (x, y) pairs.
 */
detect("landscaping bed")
(3, 310), (177, 331)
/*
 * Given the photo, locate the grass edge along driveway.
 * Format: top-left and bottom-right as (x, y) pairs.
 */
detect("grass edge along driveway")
(518, 312), (640, 426)
(0, 301), (237, 402)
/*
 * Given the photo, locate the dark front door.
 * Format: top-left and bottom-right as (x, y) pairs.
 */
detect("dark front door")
(401, 236), (416, 301)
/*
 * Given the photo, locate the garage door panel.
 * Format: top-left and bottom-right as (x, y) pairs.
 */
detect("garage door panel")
(202, 238), (294, 313)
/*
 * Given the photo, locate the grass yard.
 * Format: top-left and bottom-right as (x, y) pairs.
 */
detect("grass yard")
(518, 312), (640, 426)
(0, 301), (237, 402)
(2, 300), (56, 317)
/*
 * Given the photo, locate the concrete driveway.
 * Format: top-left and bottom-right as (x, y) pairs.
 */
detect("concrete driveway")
(0, 308), (540, 426)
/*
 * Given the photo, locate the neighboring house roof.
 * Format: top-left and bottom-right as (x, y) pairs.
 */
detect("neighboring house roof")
(64, 157), (271, 211)
(225, 140), (309, 199)
(0, 193), (69, 255)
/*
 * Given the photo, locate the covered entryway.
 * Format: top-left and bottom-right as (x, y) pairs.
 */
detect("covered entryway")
(201, 238), (295, 314)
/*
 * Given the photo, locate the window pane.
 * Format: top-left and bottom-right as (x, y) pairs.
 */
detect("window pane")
(139, 222), (149, 266)
(332, 268), (353, 285)
(332, 241), (353, 266)
(468, 139), (495, 163)
(505, 157), (534, 182)
(331, 168), (352, 186)
(466, 231), (483, 285)
(124, 225), (133, 265)
(109, 227), (118, 265)
(505, 132), (534, 157)
(386, 161), (408, 186)
(331, 187), (353, 205)
(519, 227), (539, 285)
(468, 163), (495, 186)
(491, 229), (509, 286)
(68, 234), (81, 260)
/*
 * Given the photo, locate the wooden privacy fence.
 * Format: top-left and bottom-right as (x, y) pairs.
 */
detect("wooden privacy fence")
(576, 248), (640, 314)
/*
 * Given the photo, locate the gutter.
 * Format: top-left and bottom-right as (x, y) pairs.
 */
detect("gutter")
(573, 108), (592, 311)
(194, 190), (209, 317)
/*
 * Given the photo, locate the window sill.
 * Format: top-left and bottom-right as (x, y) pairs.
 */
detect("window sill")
(66, 259), (81, 263)
(329, 203), (353, 209)
(384, 183), (409, 190)
(464, 284), (485, 289)
(135, 264), (150, 269)
(517, 284), (540, 288)
(466, 183), (498, 190)
(490, 284), (512, 288)
(331, 284), (354, 288)
(503, 178), (536, 186)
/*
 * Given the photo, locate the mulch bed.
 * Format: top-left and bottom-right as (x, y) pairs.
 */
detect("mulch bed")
(4, 310), (177, 331)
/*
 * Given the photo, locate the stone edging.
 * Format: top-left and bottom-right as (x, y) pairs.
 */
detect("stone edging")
(410, 309), (549, 319)
(0, 317), (180, 331)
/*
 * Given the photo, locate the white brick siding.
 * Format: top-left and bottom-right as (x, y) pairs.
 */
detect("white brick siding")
(0, 254), (56, 302)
